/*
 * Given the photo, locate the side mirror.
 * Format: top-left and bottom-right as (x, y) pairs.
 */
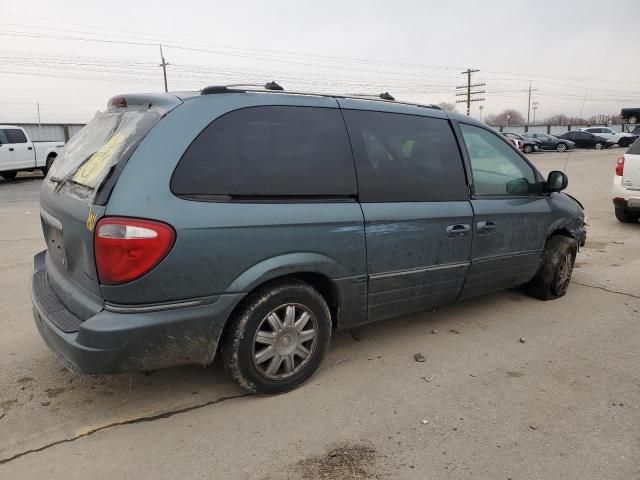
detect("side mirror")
(547, 170), (568, 192)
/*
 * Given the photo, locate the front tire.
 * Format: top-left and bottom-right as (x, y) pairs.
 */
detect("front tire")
(594, 142), (604, 150)
(618, 138), (631, 148)
(556, 143), (568, 152)
(523, 144), (533, 154)
(526, 236), (577, 300)
(615, 208), (639, 223)
(221, 280), (332, 395)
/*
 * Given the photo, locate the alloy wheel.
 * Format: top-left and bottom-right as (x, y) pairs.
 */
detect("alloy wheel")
(554, 252), (573, 295)
(252, 303), (318, 380)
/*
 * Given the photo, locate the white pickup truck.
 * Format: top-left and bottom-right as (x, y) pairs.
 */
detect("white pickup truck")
(0, 125), (65, 180)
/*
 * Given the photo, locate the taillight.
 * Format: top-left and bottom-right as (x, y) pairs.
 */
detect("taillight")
(616, 156), (625, 176)
(95, 217), (175, 285)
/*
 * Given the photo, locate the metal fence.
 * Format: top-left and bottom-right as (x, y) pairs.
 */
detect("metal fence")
(488, 124), (627, 135)
(1, 123), (85, 142)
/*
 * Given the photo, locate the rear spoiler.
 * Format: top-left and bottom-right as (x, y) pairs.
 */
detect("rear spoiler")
(107, 93), (183, 111)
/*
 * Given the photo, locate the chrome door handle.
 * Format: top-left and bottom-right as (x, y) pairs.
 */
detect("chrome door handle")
(446, 224), (471, 238)
(477, 221), (497, 234)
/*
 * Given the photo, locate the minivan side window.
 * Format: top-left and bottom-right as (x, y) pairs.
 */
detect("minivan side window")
(171, 106), (357, 198)
(342, 110), (468, 202)
(3, 128), (28, 143)
(459, 124), (537, 196)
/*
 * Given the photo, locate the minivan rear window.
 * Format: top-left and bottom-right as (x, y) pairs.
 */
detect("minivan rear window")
(48, 106), (166, 199)
(171, 106), (357, 199)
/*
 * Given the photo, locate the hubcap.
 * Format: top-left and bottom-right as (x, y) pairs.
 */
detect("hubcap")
(252, 303), (318, 380)
(558, 144), (566, 152)
(554, 252), (573, 295)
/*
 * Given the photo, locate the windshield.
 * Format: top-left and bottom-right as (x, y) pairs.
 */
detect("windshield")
(48, 105), (166, 199)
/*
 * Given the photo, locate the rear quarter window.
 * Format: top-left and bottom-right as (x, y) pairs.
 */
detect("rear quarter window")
(171, 106), (357, 198)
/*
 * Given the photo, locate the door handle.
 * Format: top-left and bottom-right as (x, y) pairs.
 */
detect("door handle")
(8, 147), (14, 151)
(28, 147), (33, 150)
(477, 220), (497, 234)
(446, 224), (471, 238)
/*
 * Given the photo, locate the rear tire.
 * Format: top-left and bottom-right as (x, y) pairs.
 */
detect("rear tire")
(0, 172), (17, 180)
(556, 143), (567, 152)
(615, 208), (639, 223)
(526, 235), (577, 300)
(594, 142), (604, 150)
(221, 280), (332, 395)
(40, 154), (56, 176)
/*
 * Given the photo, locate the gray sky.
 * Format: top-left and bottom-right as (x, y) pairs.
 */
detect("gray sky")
(1, 0), (639, 124)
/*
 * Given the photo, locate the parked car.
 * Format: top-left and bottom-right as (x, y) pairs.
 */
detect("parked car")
(621, 107), (640, 125)
(522, 133), (575, 152)
(579, 127), (637, 147)
(502, 132), (540, 154)
(504, 136), (523, 151)
(556, 131), (615, 150)
(612, 140), (640, 223)
(30, 86), (587, 394)
(0, 126), (64, 180)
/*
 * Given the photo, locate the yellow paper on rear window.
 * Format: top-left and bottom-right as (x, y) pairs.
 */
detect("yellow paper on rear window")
(72, 132), (125, 187)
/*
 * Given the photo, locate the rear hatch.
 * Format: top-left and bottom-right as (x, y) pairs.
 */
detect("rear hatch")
(40, 94), (181, 318)
(623, 141), (640, 190)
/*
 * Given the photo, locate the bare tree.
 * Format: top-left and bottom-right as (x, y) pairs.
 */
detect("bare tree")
(485, 109), (526, 126)
(437, 102), (456, 112)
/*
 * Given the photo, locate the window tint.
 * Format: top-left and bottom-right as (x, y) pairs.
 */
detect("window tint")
(459, 124), (537, 196)
(3, 128), (27, 143)
(342, 110), (467, 202)
(172, 106), (356, 197)
(576, 132), (591, 139)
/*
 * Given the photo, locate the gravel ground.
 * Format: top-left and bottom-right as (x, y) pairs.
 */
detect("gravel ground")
(0, 149), (638, 479)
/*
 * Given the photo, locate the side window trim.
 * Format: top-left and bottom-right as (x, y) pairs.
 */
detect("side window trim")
(454, 121), (544, 198)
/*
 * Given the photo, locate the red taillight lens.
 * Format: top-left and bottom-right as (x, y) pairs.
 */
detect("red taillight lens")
(95, 217), (175, 285)
(616, 156), (625, 176)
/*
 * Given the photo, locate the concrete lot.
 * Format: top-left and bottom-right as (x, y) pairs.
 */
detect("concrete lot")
(0, 149), (638, 479)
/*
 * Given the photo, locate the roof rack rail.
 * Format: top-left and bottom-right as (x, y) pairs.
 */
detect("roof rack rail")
(199, 81), (441, 110)
(201, 81), (283, 95)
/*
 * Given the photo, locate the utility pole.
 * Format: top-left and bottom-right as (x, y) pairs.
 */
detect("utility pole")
(159, 44), (169, 92)
(455, 69), (485, 116)
(523, 81), (538, 126)
(532, 101), (538, 124)
(36, 102), (42, 139)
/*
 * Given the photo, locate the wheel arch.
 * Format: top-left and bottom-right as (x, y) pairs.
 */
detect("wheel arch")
(226, 253), (352, 332)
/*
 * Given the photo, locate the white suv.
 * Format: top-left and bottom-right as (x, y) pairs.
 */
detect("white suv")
(612, 140), (640, 223)
(581, 127), (636, 147)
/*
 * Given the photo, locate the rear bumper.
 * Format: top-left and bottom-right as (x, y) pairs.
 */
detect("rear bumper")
(612, 177), (640, 211)
(31, 251), (243, 374)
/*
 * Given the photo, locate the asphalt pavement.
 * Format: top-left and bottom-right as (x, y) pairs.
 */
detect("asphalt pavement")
(0, 149), (638, 479)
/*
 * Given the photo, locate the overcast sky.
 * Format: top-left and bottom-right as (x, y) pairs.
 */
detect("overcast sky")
(1, 0), (639, 124)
